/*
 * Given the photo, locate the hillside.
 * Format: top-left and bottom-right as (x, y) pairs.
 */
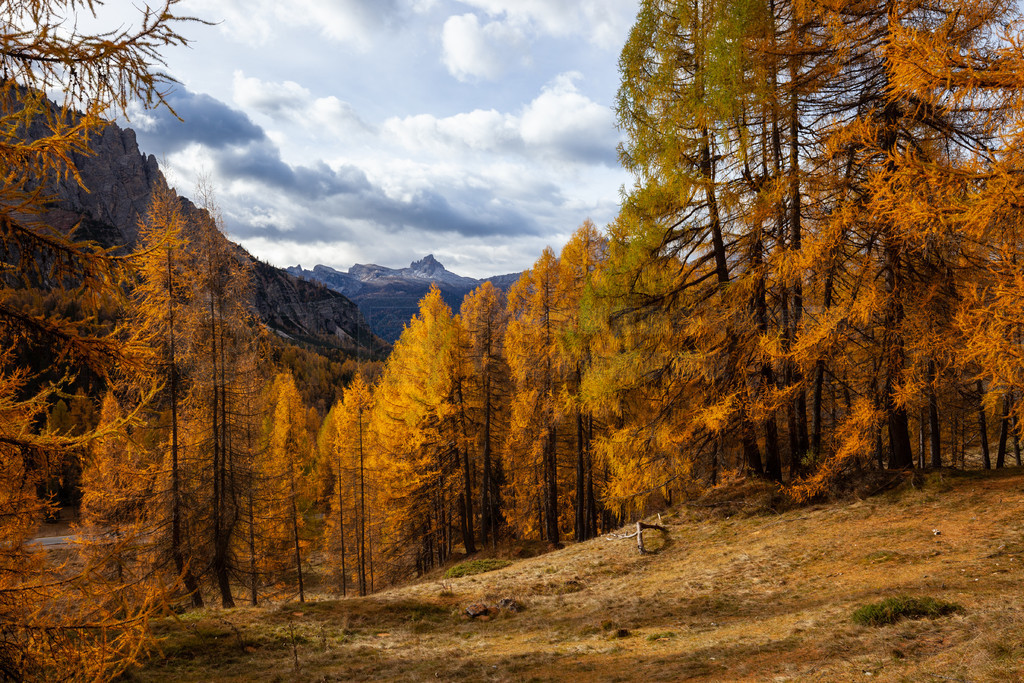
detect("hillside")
(134, 469), (1024, 682)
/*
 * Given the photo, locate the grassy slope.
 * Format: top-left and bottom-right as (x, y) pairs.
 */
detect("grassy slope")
(131, 470), (1024, 682)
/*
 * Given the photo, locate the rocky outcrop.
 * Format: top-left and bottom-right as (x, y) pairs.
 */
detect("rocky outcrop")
(59, 125), (163, 247)
(252, 260), (387, 354)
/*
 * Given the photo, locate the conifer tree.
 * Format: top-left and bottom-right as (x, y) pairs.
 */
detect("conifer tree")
(132, 183), (204, 605)
(459, 282), (511, 546)
(263, 370), (313, 602)
(372, 286), (467, 578)
(557, 221), (607, 540)
(0, 1), (200, 677)
(506, 248), (567, 544)
(178, 193), (263, 608)
(323, 374), (375, 594)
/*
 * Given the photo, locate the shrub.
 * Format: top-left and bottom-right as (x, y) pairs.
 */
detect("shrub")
(444, 559), (513, 579)
(852, 596), (965, 626)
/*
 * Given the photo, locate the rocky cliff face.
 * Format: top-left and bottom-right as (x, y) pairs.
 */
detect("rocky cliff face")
(30, 109), (385, 356)
(288, 256), (520, 343)
(251, 260), (383, 352)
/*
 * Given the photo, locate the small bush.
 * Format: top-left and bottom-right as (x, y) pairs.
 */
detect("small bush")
(444, 559), (513, 579)
(852, 596), (964, 626)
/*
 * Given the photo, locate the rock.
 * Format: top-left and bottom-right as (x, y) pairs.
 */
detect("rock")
(465, 603), (490, 619)
(497, 598), (521, 613)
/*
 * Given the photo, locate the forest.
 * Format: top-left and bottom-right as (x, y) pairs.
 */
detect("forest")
(5, 0), (1024, 679)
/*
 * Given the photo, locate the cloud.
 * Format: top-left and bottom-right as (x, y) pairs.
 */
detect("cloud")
(441, 13), (523, 81)
(231, 73), (310, 118)
(291, 0), (401, 48)
(382, 72), (618, 165)
(136, 96), (539, 242)
(232, 72), (374, 139)
(382, 109), (520, 154)
(454, 0), (636, 49)
(519, 72), (618, 165)
(131, 88), (266, 155)
(183, 0), (404, 49)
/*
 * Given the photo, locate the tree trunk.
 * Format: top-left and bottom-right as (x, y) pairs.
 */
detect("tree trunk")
(456, 380), (476, 554)
(996, 393), (1012, 469)
(337, 456), (347, 597)
(544, 426), (560, 548)
(1013, 414), (1022, 467)
(928, 361), (941, 468)
(357, 407), (367, 596)
(918, 405), (926, 469)
(481, 375), (493, 546)
(977, 380), (991, 470)
(168, 250), (202, 607)
(248, 477), (258, 606)
(290, 468), (304, 603)
(575, 407), (585, 542)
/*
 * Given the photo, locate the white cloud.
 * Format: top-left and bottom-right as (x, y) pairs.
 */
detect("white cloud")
(290, 0), (398, 48)
(382, 72), (617, 165)
(455, 0), (635, 49)
(441, 13), (523, 81)
(232, 72), (310, 118)
(520, 72), (617, 162)
(182, 0), (401, 49)
(232, 72), (373, 138)
(382, 109), (519, 153)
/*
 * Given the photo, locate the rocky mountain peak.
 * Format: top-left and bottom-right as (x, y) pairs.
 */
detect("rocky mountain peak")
(409, 254), (443, 276)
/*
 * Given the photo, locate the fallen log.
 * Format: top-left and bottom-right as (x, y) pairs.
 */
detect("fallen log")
(606, 519), (668, 554)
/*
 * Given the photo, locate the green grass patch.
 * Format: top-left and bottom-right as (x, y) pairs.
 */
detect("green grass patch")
(444, 558), (513, 578)
(852, 596), (965, 626)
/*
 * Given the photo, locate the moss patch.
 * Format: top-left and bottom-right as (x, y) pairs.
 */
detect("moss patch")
(852, 595), (965, 626)
(444, 558), (513, 578)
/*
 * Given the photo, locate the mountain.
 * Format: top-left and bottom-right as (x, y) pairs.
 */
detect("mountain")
(27, 108), (386, 357)
(287, 256), (521, 342)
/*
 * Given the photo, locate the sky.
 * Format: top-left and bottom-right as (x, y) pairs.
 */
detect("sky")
(117, 0), (640, 278)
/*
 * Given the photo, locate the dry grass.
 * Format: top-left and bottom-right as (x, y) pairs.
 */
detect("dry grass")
(127, 468), (1024, 682)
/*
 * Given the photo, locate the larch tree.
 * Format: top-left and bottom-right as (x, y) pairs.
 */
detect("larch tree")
(615, 0), (793, 484)
(323, 373), (375, 595)
(0, 1), (200, 678)
(78, 391), (162, 609)
(132, 183), (204, 606)
(582, 211), (716, 514)
(178, 192), (264, 608)
(505, 247), (567, 545)
(263, 370), (314, 602)
(459, 281), (511, 546)
(556, 220), (608, 541)
(372, 286), (468, 578)
(792, 0), (1016, 480)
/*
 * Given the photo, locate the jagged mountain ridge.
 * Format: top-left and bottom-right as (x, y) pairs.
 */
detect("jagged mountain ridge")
(28, 108), (386, 356)
(287, 257), (521, 342)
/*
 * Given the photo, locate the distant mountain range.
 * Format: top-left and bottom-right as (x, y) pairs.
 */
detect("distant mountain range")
(288, 256), (520, 342)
